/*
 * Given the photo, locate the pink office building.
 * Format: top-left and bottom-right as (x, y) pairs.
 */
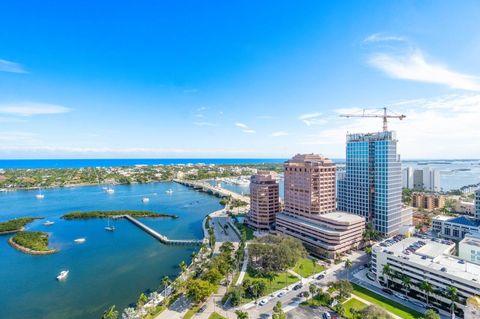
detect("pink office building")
(283, 154), (336, 218)
(276, 154), (365, 258)
(245, 171), (280, 230)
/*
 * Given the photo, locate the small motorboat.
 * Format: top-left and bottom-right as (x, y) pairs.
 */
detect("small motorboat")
(106, 187), (115, 194)
(56, 270), (69, 281)
(142, 197), (150, 203)
(74, 238), (86, 244)
(36, 194), (45, 199)
(166, 189), (173, 194)
(43, 221), (55, 226)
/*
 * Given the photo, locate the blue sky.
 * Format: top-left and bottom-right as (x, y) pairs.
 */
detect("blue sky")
(1, 0), (480, 159)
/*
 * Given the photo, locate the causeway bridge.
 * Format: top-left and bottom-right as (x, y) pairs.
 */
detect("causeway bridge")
(114, 215), (204, 246)
(173, 179), (250, 204)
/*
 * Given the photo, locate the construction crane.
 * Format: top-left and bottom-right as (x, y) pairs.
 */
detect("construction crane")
(339, 107), (406, 132)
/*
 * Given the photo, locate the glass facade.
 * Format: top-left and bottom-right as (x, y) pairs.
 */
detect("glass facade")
(338, 131), (402, 235)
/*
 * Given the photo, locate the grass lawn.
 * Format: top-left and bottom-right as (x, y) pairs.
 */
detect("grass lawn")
(343, 298), (367, 318)
(243, 270), (299, 301)
(234, 222), (255, 240)
(351, 283), (422, 319)
(208, 313), (227, 319)
(182, 305), (200, 319)
(292, 258), (325, 278)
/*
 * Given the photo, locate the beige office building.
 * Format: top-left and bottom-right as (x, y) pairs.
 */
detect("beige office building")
(245, 171), (280, 230)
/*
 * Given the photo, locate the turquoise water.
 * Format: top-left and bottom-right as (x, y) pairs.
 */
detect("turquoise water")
(0, 183), (222, 319)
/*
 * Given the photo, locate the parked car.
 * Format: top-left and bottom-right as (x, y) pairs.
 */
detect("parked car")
(322, 312), (332, 319)
(316, 274), (325, 280)
(293, 284), (303, 290)
(259, 298), (269, 306)
(277, 291), (286, 297)
(198, 304), (207, 313)
(382, 288), (393, 295)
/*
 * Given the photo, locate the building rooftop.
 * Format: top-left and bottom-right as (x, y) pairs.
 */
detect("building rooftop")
(286, 154), (334, 165)
(277, 211), (363, 233)
(433, 215), (454, 222)
(374, 236), (480, 283)
(320, 211), (365, 224)
(446, 216), (480, 227)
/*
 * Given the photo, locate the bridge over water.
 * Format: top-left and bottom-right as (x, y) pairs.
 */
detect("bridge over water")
(173, 179), (250, 204)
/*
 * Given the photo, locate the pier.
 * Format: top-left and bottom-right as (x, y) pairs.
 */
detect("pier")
(119, 215), (204, 246)
(173, 179), (250, 204)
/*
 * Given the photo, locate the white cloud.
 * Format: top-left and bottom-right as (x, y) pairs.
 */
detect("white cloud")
(270, 131), (288, 137)
(235, 122), (249, 129)
(300, 94), (480, 158)
(242, 129), (255, 134)
(0, 102), (71, 116)
(0, 59), (27, 74)
(194, 121), (215, 127)
(369, 49), (480, 91)
(364, 33), (405, 43)
(298, 112), (327, 126)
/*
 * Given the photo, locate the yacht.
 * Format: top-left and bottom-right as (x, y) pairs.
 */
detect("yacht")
(142, 197), (150, 203)
(166, 189), (174, 194)
(43, 220), (55, 226)
(56, 270), (69, 281)
(106, 187), (115, 194)
(35, 191), (45, 199)
(74, 238), (86, 244)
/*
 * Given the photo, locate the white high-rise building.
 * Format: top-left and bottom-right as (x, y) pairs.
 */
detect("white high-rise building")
(406, 167), (441, 192)
(402, 167), (413, 189)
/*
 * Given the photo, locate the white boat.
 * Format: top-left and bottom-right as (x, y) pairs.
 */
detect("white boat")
(74, 238), (86, 244)
(56, 270), (69, 281)
(105, 218), (115, 232)
(142, 197), (150, 203)
(43, 220), (55, 226)
(36, 193), (45, 199)
(106, 187), (115, 194)
(166, 189), (173, 194)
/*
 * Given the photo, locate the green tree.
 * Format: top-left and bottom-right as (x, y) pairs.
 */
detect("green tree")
(272, 301), (286, 319)
(423, 309), (440, 319)
(264, 271), (276, 292)
(203, 267), (223, 285)
(360, 305), (392, 319)
(101, 305), (118, 319)
(447, 286), (458, 318)
(344, 259), (353, 279)
(179, 260), (187, 279)
(401, 275), (411, 297)
(185, 279), (216, 303)
(137, 292), (148, 308)
(420, 281), (433, 306)
(161, 275), (171, 298)
(235, 310), (249, 319)
(309, 284), (317, 298)
(334, 303), (345, 316)
(220, 241), (235, 254)
(382, 264), (392, 288)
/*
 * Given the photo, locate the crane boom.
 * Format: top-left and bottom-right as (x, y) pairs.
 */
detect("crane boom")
(339, 107), (406, 132)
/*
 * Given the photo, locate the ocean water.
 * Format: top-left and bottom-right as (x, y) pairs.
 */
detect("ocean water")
(0, 182), (222, 319)
(0, 158), (287, 169)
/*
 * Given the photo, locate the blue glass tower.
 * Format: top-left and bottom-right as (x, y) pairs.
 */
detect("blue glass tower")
(338, 131), (402, 235)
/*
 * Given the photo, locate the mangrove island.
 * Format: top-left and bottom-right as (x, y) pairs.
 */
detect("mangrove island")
(8, 231), (57, 255)
(0, 217), (40, 235)
(61, 210), (178, 220)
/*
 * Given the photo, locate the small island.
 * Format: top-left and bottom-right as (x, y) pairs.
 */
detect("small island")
(61, 210), (178, 220)
(8, 231), (57, 255)
(0, 217), (40, 235)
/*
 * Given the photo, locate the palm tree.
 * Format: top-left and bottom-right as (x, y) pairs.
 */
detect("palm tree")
(179, 260), (187, 279)
(101, 305), (118, 319)
(265, 271), (275, 292)
(161, 275), (171, 298)
(344, 259), (353, 279)
(312, 258), (317, 275)
(401, 275), (411, 297)
(365, 246), (372, 263)
(447, 286), (458, 318)
(235, 310), (249, 319)
(420, 281), (433, 306)
(382, 264), (392, 288)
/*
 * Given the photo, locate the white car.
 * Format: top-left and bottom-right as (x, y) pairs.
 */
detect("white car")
(259, 298), (269, 306)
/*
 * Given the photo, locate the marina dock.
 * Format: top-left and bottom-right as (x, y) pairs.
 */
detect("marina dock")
(118, 215), (204, 246)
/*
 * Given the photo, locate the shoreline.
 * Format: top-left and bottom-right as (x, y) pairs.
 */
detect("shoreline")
(0, 227), (24, 236)
(8, 237), (57, 255)
(0, 180), (173, 192)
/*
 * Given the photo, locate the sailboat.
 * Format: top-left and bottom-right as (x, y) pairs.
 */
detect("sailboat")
(105, 218), (115, 232)
(35, 189), (45, 199)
